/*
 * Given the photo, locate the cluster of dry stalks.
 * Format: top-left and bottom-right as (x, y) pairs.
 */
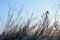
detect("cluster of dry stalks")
(0, 7), (60, 40)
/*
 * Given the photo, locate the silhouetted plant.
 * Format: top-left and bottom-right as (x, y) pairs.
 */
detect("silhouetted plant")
(0, 6), (60, 40)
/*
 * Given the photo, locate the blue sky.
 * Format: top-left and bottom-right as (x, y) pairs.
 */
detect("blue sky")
(0, 0), (60, 17)
(0, 0), (60, 23)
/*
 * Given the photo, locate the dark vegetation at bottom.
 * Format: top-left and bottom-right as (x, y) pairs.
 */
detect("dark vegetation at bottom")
(0, 34), (60, 40)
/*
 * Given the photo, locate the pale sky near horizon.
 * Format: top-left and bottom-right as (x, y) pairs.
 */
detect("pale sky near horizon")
(0, 0), (60, 33)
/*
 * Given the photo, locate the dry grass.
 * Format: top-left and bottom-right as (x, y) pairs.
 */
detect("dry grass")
(0, 7), (60, 40)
